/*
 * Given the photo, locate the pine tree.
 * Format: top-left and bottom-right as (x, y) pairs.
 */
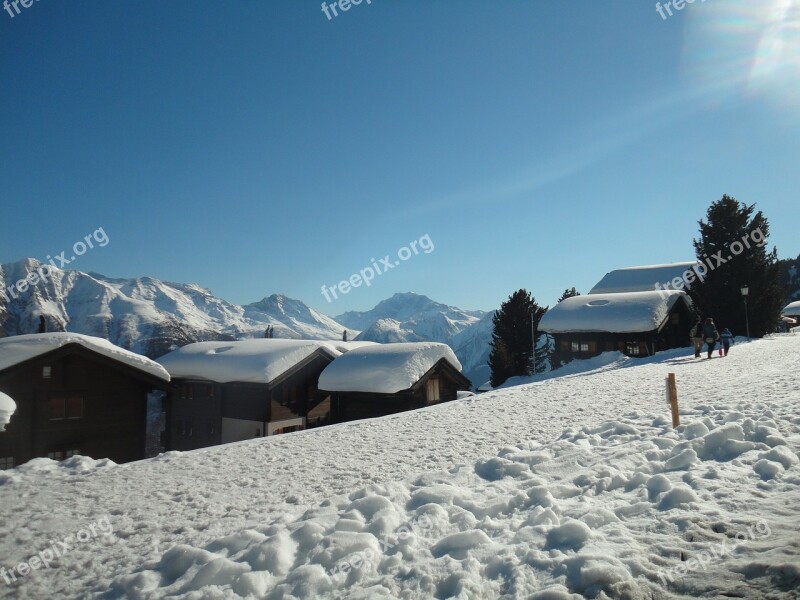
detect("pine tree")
(688, 195), (785, 337)
(558, 287), (580, 303)
(488, 289), (548, 387)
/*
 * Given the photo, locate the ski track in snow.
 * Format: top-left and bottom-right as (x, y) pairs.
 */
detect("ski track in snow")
(1, 336), (799, 599)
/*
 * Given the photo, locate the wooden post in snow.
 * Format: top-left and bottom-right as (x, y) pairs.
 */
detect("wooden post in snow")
(666, 372), (680, 428)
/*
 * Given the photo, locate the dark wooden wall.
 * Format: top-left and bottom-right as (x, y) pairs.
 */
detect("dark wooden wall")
(0, 349), (164, 466)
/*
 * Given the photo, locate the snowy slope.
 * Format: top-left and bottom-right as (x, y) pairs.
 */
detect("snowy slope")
(1, 335), (798, 599)
(0, 259), (355, 358)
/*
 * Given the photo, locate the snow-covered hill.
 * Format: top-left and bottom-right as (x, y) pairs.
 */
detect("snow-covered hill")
(1, 335), (798, 599)
(337, 292), (491, 385)
(0, 259), (352, 357)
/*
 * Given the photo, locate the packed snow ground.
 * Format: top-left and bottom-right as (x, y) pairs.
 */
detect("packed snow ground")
(1, 335), (799, 599)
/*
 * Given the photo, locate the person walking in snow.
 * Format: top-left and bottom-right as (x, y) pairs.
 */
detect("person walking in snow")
(689, 316), (704, 358)
(719, 327), (734, 356)
(702, 317), (720, 359)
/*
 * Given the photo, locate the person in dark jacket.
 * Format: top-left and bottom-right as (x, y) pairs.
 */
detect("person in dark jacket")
(702, 317), (720, 358)
(719, 327), (734, 356)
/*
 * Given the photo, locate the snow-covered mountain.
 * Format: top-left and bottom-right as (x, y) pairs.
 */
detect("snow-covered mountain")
(0, 259), (351, 358)
(448, 311), (495, 388)
(0, 261), (494, 384)
(336, 292), (491, 385)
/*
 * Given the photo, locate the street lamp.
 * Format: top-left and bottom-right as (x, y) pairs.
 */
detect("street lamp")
(531, 312), (537, 375)
(740, 285), (750, 339)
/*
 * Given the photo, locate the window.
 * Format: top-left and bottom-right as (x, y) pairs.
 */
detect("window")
(670, 313), (680, 325)
(426, 378), (440, 403)
(49, 397), (83, 420)
(66, 396), (83, 419)
(42, 366), (52, 379)
(626, 342), (642, 356)
(49, 397), (66, 420)
(560, 341), (570, 351)
(571, 341), (590, 353)
(46, 450), (79, 461)
(0, 457), (14, 470)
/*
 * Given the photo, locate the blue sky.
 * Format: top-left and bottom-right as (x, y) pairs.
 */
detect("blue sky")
(2, 1), (798, 316)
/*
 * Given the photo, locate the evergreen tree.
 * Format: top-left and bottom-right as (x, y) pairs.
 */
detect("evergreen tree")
(558, 287), (580, 303)
(488, 289), (548, 387)
(688, 195), (785, 337)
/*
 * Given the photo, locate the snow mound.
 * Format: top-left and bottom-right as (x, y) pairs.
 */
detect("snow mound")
(318, 342), (463, 394)
(0, 391), (16, 431)
(0, 332), (170, 381)
(157, 339), (341, 384)
(540, 291), (688, 334)
(0, 455), (117, 485)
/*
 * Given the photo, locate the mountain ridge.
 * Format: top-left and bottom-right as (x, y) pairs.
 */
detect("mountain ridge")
(0, 260), (493, 385)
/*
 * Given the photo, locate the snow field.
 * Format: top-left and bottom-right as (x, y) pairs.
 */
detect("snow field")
(0, 335), (798, 599)
(113, 397), (800, 598)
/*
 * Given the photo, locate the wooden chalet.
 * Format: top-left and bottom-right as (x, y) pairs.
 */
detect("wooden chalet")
(318, 342), (471, 423)
(156, 339), (355, 451)
(0, 333), (171, 469)
(782, 301), (800, 329)
(541, 290), (694, 365)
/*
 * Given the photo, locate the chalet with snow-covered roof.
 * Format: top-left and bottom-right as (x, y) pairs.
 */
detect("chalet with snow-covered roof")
(156, 339), (373, 451)
(540, 262), (701, 365)
(782, 301), (800, 329)
(588, 262), (700, 295)
(540, 291), (694, 364)
(0, 333), (171, 469)
(318, 342), (471, 423)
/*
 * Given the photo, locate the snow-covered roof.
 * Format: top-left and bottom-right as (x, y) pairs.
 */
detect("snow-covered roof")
(0, 391), (16, 432)
(318, 342), (463, 394)
(0, 333), (170, 382)
(157, 339), (343, 384)
(782, 300), (800, 315)
(588, 262), (699, 294)
(539, 291), (687, 334)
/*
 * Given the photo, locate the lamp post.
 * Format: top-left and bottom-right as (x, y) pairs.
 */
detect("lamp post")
(531, 312), (537, 375)
(740, 285), (750, 339)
